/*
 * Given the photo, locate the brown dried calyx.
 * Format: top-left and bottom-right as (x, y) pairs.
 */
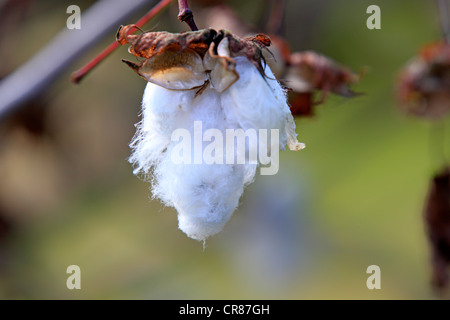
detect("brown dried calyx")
(397, 42), (450, 120)
(116, 25), (272, 92)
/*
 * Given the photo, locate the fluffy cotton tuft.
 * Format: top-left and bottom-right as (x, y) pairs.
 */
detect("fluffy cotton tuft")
(129, 51), (302, 241)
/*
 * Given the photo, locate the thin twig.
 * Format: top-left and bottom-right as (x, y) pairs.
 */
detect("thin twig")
(71, 0), (174, 84)
(70, 40), (121, 84)
(0, 0), (157, 120)
(437, 0), (450, 43)
(177, 0), (198, 31)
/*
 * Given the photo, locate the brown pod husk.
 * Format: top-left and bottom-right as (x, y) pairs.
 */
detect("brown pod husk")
(397, 42), (450, 120)
(116, 26), (272, 91)
(424, 167), (450, 292)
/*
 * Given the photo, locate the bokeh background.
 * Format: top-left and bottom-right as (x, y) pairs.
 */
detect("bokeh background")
(0, 0), (447, 299)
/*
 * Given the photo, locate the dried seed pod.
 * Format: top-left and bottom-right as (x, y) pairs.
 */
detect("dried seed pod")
(288, 92), (314, 117)
(284, 52), (360, 116)
(424, 167), (450, 292)
(263, 35), (361, 117)
(288, 52), (359, 94)
(397, 42), (450, 119)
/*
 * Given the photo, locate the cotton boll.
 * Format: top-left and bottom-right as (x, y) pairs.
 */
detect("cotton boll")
(125, 28), (305, 242)
(160, 88), (257, 240)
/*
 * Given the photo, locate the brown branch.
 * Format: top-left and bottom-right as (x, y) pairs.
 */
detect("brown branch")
(177, 0), (198, 31)
(71, 0), (174, 84)
(0, 0), (158, 120)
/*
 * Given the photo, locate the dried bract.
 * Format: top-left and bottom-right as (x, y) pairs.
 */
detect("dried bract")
(117, 27), (274, 93)
(117, 26), (215, 58)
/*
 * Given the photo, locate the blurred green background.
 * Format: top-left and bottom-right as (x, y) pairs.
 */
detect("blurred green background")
(0, 0), (448, 299)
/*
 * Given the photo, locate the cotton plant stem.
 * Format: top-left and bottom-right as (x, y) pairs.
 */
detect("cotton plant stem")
(177, 0), (198, 31)
(71, 0), (174, 84)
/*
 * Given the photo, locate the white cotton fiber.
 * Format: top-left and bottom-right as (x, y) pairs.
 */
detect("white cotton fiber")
(129, 55), (301, 241)
(221, 57), (304, 152)
(155, 159), (256, 240)
(129, 84), (195, 175)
